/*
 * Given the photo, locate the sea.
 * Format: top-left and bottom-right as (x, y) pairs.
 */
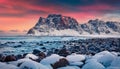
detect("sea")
(0, 36), (119, 56)
(0, 36), (86, 55)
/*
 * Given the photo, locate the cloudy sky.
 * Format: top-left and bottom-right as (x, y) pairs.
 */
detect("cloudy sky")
(0, 0), (120, 35)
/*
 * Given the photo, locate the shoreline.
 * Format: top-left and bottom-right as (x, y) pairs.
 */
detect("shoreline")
(0, 37), (120, 69)
(0, 35), (120, 38)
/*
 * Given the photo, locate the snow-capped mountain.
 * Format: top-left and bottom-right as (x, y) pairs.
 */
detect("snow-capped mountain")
(79, 19), (120, 35)
(27, 14), (120, 36)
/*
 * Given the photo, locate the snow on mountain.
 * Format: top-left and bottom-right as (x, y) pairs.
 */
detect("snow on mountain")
(27, 14), (120, 36)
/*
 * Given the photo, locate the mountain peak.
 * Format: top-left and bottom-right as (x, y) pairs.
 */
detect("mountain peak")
(88, 19), (104, 23)
(27, 14), (120, 36)
(47, 14), (62, 18)
(38, 17), (45, 22)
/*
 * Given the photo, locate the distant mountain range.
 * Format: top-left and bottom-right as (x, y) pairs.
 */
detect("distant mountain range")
(27, 14), (120, 36)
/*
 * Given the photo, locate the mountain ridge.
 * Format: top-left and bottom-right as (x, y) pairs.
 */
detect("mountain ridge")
(27, 14), (120, 36)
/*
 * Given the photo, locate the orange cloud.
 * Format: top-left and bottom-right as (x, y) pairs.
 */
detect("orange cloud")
(0, 0), (119, 35)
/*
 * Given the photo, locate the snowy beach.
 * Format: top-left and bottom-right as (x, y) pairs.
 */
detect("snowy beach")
(0, 36), (120, 69)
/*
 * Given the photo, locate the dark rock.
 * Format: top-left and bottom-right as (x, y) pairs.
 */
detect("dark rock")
(17, 62), (23, 67)
(41, 47), (46, 50)
(4, 55), (16, 62)
(58, 48), (70, 57)
(0, 54), (2, 58)
(35, 52), (46, 62)
(0, 54), (4, 61)
(54, 49), (59, 54)
(32, 49), (41, 55)
(14, 45), (22, 48)
(38, 52), (46, 59)
(27, 28), (35, 34)
(41, 47), (47, 52)
(39, 43), (44, 46)
(23, 53), (28, 58)
(0, 55), (6, 62)
(36, 43), (44, 46)
(51, 58), (69, 69)
(19, 41), (26, 44)
(16, 54), (23, 60)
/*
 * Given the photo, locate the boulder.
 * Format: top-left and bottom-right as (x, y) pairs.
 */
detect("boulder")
(4, 55), (16, 62)
(52, 58), (69, 69)
(82, 60), (105, 69)
(25, 54), (38, 60)
(92, 51), (116, 67)
(19, 60), (49, 69)
(32, 49), (41, 55)
(40, 54), (64, 65)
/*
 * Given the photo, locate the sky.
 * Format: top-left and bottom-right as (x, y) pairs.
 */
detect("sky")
(0, 0), (120, 35)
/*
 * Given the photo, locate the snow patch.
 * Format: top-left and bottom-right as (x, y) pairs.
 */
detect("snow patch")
(0, 62), (18, 69)
(40, 54), (64, 65)
(92, 51), (116, 67)
(82, 60), (105, 69)
(31, 29), (81, 36)
(25, 53), (38, 60)
(109, 57), (120, 68)
(58, 66), (80, 69)
(66, 53), (85, 63)
(19, 60), (49, 69)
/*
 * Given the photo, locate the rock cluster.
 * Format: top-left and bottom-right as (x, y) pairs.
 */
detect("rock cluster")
(0, 50), (120, 69)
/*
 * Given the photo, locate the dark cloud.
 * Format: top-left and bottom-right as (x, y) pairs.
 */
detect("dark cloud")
(34, 0), (87, 6)
(97, 0), (120, 6)
(9, 30), (19, 32)
(0, 0), (120, 17)
(0, 13), (25, 17)
(10, 0), (83, 6)
(9, 0), (120, 7)
(9, 0), (95, 10)
(26, 10), (47, 14)
(0, 30), (4, 32)
(0, 11), (47, 17)
(0, 6), (47, 17)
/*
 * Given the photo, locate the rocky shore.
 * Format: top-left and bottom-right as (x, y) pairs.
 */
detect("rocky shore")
(0, 38), (120, 69)
(0, 50), (120, 69)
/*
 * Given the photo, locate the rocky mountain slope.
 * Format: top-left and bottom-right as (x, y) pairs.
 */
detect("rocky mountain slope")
(27, 14), (120, 36)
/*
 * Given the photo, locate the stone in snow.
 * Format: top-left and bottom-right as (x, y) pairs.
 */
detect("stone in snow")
(66, 53), (85, 63)
(82, 60), (105, 69)
(92, 51), (116, 67)
(25, 53), (38, 60)
(40, 54), (64, 65)
(19, 60), (49, 69)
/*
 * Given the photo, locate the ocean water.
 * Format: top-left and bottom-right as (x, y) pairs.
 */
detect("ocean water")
(0, 36), (119, 55)
(0, 36), (86, 42)
(0, 36), (86, 55)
